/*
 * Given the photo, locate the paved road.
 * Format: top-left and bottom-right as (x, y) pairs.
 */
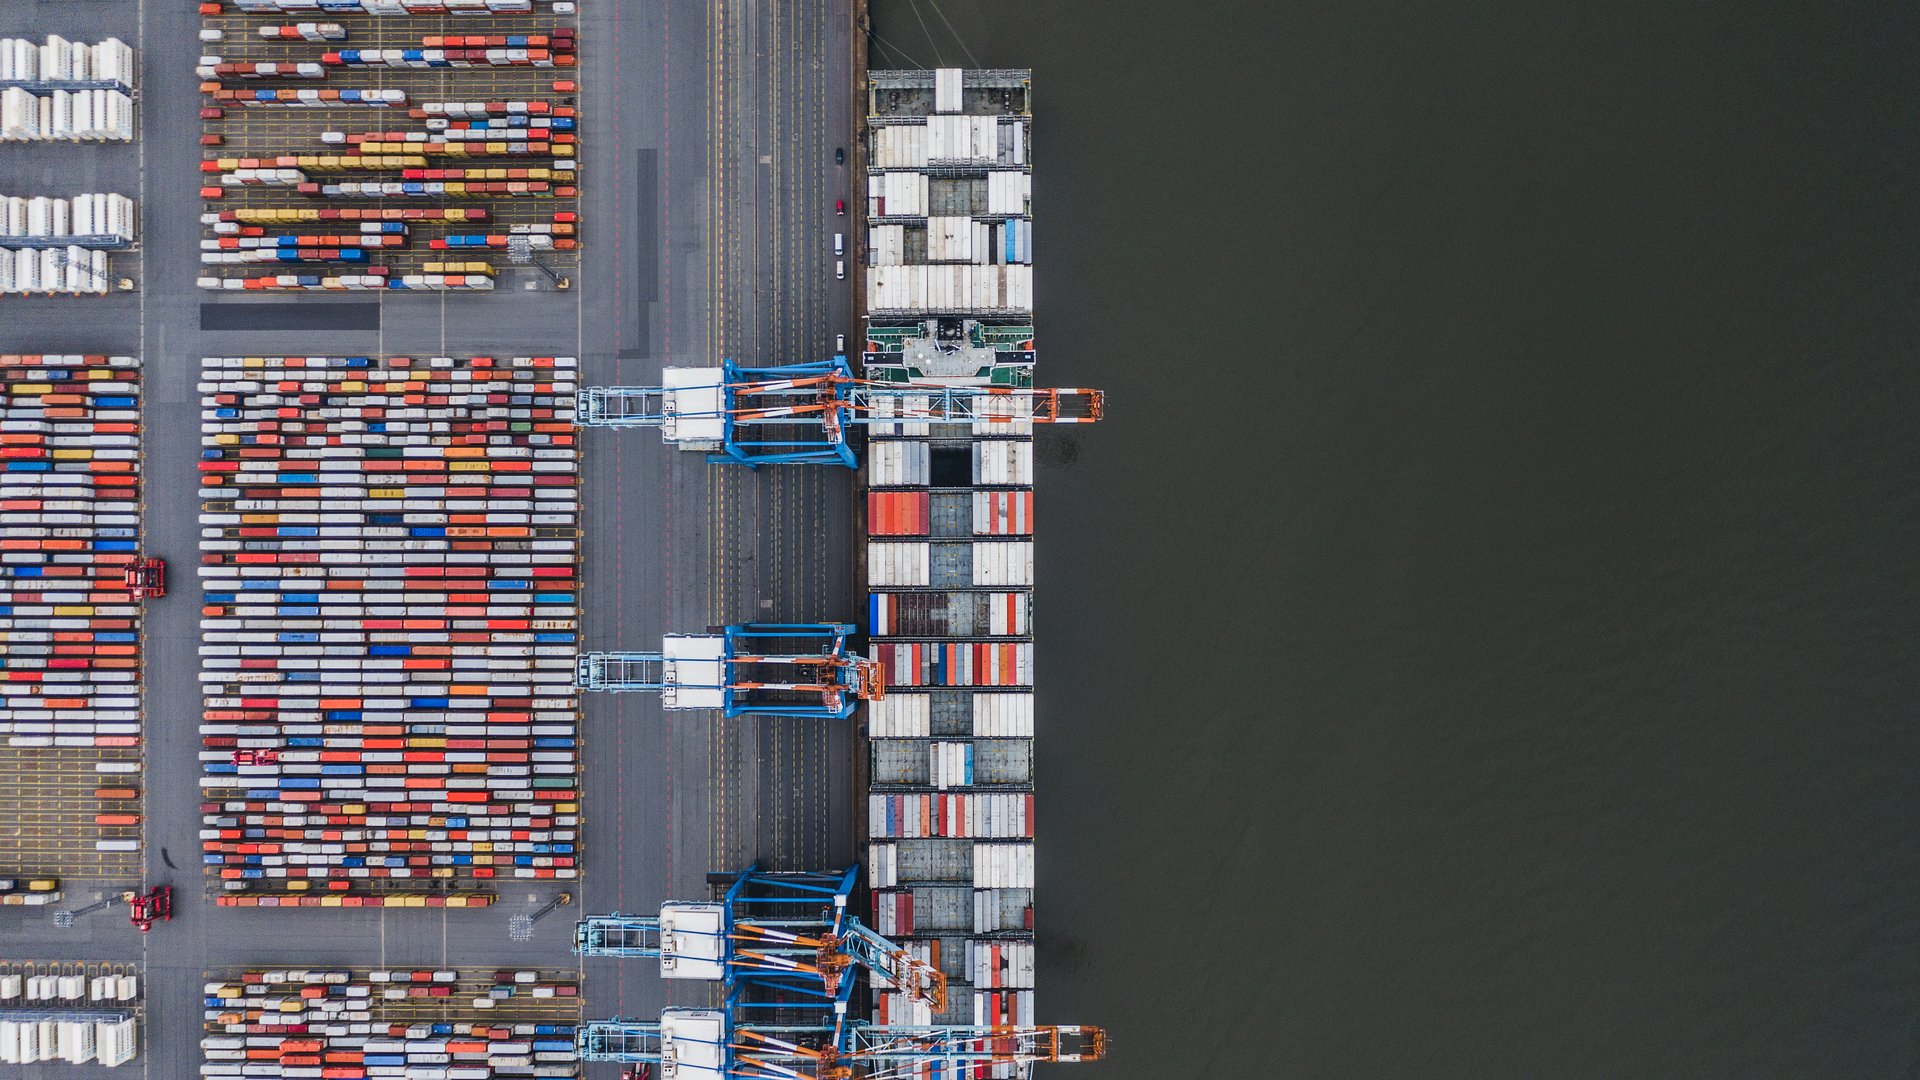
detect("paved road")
(0, 0), (857, 1070)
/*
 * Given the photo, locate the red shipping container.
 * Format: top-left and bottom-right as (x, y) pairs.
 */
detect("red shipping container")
(868, 491), (929, 536)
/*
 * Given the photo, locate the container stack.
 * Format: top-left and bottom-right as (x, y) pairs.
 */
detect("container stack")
(0, 37), (137, 143)
(0, 355), (144, 877)
(865, 66), (1032, 314)
(196, 355), (580, 904)
(0, 960), (142, 1067)
(198, 2), (579, 291)
(0, 194), (136, 295)
(200, 967), (580, 1080)
(862, 68), (1040, 1032)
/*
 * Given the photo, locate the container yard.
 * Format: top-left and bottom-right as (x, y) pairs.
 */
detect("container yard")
(195, 1), (579, 293)
(199, 966), (579, 1079)
(0, 354), (143, 882)
(861, 68), (1041, 1031)
(0, 2), (1107, 1076)
(196, 354), (579, 902)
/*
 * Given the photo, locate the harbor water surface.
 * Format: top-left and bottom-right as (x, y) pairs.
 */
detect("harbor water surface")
(868, 1), (1920, 1075)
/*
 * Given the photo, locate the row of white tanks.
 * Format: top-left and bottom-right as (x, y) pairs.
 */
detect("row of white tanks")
(0, 1017), (136, 1066)
(1, 87), (136, 141)
(0, 973), (138, 1002)
(0, 247), (111, 294)
(0, 37), (135, 87)
(0, 194), (136, 240)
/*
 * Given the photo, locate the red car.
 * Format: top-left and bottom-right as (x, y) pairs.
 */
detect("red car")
(125, 558), (165, 600)
(130, 886), (170, 932)
(836, 199), (845, 216)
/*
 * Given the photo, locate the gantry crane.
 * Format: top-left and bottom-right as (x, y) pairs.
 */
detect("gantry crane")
(574, 866), (944, 1019)
(576, 1009), (1106, 1080)
(574, 355), (1103, 468)
(574, 867), (1106, 1079)
(573, 624), (883, 719)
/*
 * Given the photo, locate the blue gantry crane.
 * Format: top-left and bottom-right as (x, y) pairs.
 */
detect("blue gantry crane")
(574, 866), (945, 1022)
(574, 868), (1105, 1080)
(573, 624), (883, 719)
(574, 355), (1103, 468)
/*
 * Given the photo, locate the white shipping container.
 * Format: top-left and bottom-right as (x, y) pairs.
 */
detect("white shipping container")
(934, 67), (963, 113)
(927, 216), (972, 263)
(972, 541), (1034, 587)
(870, 692), (930, 737)
(971, 440), (1032, 486)
(972, 693), (1034, 737)
(867, 440), (928, 486)
(862, 393), (927, 438)
(868, 224), (905, 266)
(867, 542), (930, 587)
(879, 171), (928, 218)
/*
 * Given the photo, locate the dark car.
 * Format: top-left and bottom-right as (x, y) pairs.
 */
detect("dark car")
(835, 147), (844, 164)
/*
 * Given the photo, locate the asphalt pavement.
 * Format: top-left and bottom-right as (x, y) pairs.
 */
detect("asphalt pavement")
(0, 0), (860, 1070)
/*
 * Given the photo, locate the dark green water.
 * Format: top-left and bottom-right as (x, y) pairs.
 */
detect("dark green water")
(869, 2), (1920, 1075)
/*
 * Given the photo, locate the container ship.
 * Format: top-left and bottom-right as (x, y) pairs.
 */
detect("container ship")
(861, 67), (1038, 1029)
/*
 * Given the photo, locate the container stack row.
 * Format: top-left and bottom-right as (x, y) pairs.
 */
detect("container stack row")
(1, 87), (136, 142)
(201, 967), (580, 1080)
(0, 194), (136, 295)
(861, 447), (1036, 1028)
(0, 37), (135, 87)
(0, 355), (143, 879)
(199, 3), (580, 291)
(195, 355), (580, 903)
(0, 1017), (136, 1066)
(0, 960), (142, 1067)
(863, 67), (1042, 1033)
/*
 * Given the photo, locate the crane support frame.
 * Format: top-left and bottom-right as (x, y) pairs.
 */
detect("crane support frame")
(575, 356), (1104, 469)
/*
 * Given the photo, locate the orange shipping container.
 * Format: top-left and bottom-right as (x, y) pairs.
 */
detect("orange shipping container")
(868, 491), (930, 536)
